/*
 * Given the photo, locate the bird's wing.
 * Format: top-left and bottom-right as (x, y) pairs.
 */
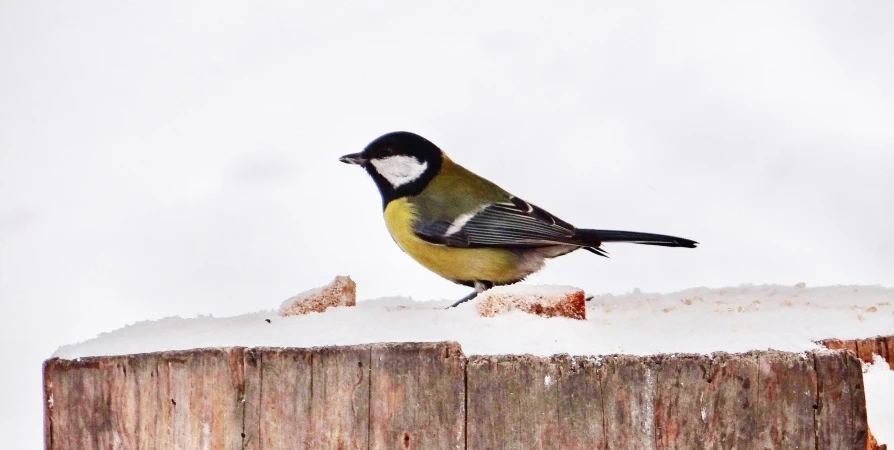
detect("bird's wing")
(414, 196), (580, 248)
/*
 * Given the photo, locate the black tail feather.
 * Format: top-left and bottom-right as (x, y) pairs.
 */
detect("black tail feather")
(575, 229), (698, 249)
(584, 246), (610, 258)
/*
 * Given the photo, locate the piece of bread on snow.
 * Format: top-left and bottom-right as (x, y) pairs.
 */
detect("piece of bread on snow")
(279, 275), (356, 316)
(476, 285), (586, 320)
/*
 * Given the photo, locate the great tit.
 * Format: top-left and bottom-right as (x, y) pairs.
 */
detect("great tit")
(340, 131), (698, 307)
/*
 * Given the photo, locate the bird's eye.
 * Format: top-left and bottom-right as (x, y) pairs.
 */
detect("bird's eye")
(382, 147), (395, 156)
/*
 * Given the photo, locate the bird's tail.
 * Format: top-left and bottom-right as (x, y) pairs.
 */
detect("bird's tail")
(574, 229), (699, 249)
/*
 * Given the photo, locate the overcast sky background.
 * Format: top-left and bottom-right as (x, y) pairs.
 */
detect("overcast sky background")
(2, 1), (893, 446)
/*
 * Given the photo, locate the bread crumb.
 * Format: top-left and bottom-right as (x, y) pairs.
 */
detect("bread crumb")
(477, 285), (586, 320)
(279, 275), (356, 317)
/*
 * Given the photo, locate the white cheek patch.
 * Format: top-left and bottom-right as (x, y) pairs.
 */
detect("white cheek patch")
(370, 155), (429, 188)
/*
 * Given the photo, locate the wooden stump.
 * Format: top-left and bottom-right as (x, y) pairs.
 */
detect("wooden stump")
(820, 335), (894, 369)
(242, 345), (371, 450)
(44, 344), (869, 449)
(700, 353), (760, 449)
(554, 355), (605, 449)
(369, 342), (465, 450)
(44, 348), (245, 450)
(815, 350), (869, 450)
(466, 354), (561, 448)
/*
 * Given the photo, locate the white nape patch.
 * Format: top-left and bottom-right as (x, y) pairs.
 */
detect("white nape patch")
(370, 155), (428, 188)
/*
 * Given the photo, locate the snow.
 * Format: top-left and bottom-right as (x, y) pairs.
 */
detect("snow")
(864, 356), (894, 446)
(53, 283), (894, 359)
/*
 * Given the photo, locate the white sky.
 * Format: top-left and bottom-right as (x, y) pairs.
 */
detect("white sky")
(1, 1), (893, 447)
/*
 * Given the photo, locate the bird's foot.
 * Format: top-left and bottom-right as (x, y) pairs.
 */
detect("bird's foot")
(446, 292), (478, 309)
(445, 281), (492, 309)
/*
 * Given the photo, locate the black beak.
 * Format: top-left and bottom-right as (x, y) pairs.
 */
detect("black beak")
(339, 153), (367, 166)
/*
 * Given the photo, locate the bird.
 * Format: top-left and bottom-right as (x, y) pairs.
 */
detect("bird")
(340, 131), (698, 307)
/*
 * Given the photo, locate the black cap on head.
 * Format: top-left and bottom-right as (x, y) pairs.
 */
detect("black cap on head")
(360, 131), (442, 162)
(340, 131), (444, 207)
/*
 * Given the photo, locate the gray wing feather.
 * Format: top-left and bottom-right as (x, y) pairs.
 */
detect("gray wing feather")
(414, 197), (579, 248)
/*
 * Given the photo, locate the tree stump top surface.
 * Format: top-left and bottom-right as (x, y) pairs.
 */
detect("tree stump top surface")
(52, 284), (894, 361)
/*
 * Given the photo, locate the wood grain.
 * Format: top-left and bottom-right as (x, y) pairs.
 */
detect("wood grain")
(886, 336), (894, 370)
(243, 345), (370, 450)
(819, 335), (894, 369)
(309, 346), (370, 449)
(242, 347), (313, 450)
(652, 354), (712, 450)
(755, 352), (816, 449)
(44, 348), (245, 450)
(815, 350), (868, 450)
(554, 355), (606, 450)
(369, 342), (465, 450)
(701, 352), (760, 450)
(466, 354), (560, 449)
(599, 355), (658, 450)
(45, 344), (874, 449)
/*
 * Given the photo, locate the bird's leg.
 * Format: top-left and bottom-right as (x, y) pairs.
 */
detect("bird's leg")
(447, 291), (480, 308)
(447, 281), (492, 308)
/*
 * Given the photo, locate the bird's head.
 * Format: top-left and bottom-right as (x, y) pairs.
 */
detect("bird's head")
(340, 131), (444, 206)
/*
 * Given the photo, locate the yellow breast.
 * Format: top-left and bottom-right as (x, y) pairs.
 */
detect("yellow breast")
(383, 198), (526, 285)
